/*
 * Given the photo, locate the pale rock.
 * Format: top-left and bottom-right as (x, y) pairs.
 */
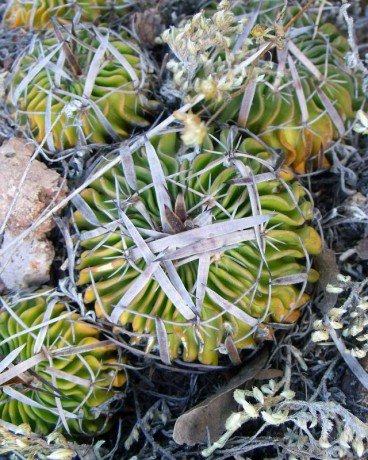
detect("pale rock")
(0, 138), (68, 292)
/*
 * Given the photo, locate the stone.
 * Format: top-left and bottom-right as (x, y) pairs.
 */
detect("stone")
(0, 138), (68, 292)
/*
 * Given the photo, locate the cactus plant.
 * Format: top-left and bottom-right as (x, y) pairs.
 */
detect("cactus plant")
(8, 24), (158, 151)
(74, 129), (321, 366)
(5, 0), (132, 30)
(0, 290), (125, 435)
(162, 1), (363, 173)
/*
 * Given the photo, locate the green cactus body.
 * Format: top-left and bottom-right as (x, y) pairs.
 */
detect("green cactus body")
(218, 22), (361, 173)
(9, 25), (158, 151)
(5, 0), (131, 30)
(164, 2), (363, 173)
(0, 291), (125, 435)
(74, 130), (321, 365)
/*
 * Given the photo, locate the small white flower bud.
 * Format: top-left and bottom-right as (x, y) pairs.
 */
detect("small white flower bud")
(326, 284), (344, 294)
(330, 320), (343, 329)
(312, 330), (330, 342)
(252, 386), (264, 404)
(353, 438), (365, 457)
(225, 412), (244, 431)
(350, 348), (366, 358)
(261, 410), (288, 425)
(336, 274), (351, 283)
(319, 436), (332, 449)
(46, 449), (76, 460)
(281, 390), (295, 400)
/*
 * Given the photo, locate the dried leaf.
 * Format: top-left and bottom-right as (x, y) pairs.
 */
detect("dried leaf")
(173, 350), (268, 445)
(313, 248), (339, 314)
(119, 146), (137, 191)
(155, 317), (171, 365)
(164, 205), (185, 233)
(206, 288), (258, 327)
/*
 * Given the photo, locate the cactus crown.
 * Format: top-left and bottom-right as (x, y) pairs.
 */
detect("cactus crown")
(74, 129), (321, 365)
(8, 24), (158, 151)
(0, 290), (125, 435)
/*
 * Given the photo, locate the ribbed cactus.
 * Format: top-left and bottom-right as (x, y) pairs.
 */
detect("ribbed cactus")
(8, 24), (158, 151)
(162, 1), (363, 173)
(5, 0), (131, 30)
(74, 129), (321, 365)
(0, 291), (125, 435)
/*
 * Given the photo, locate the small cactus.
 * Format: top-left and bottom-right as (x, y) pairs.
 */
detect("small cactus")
(0, 290), (125, 435)
(8, 24), (158, 151)
(5, 0), (131, 30)
(162, 2), (363, 173)
(74, 129), (321, 365)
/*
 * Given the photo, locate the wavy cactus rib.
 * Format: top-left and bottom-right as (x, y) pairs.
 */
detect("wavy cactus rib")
(5, 0), (132, 30)
(8, 24), (158, 151)
(0, 291), (125, 435)
(162, 1), (364, 173)
(74, 130), (321, 365)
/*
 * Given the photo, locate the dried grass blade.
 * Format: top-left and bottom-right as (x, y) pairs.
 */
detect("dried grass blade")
(155, 318), (171, 365)
(119, 146), (137, 190)
(233, 160), (267, 271)
(272, 273), (309, 285)
(85, 98), (120, 141)
(33, 298), (59, 354)
(196, 254), (211, 312)
(52, 18), (81, 77)
(132, 214), (272, 260)
(71, 195), (101, 226)
(45, 90), (55, 151)
(238, 78), (257, 128)
(44, 367), (91, 387)
(157, 228), (257, 262)
(227, 171), (277, 185)
(93, 27), (139, 85)
(55, 395), (71, 434)
(233, 8), (259, 52)
(225, 336), (242, 366)
(329, 327), (368, 390)
(0, 354), (45, 386)
(206, 288), (258, 327)
(288, 55), (308, 123)
(80, 221), (118, 241)
(145, 140), (172, 233)
(83, 33), (109, 99)
(53, 340), (116, 357)
(0, 344), (26, 374)
(315, 86), (345, 137)
(0, 312), (73, 349)
(111, 263), (159, 323)
(162, 260), (197, 314)
(288, 40), (323, 80)
(12, 43), (63, 103)
(2, 386), (78, 419)
(119, 211), (196, 320)
(50, 55), (70, 87)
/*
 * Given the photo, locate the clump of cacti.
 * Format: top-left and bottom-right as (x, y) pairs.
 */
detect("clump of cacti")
(5, 0), (131, 30)
(161, 1), (363, 172)
(73, 129), (321, 365)
(8, 23), (158, 151)
(0, 290), (125, 435)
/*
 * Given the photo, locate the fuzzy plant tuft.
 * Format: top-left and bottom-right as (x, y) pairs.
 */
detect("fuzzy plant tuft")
(8, 23), (158, 151)
(0, 290), (125, 435)
(73, 129), (321, 366)
(161, 1), (364, 173)
(5, 0), (132, 30)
